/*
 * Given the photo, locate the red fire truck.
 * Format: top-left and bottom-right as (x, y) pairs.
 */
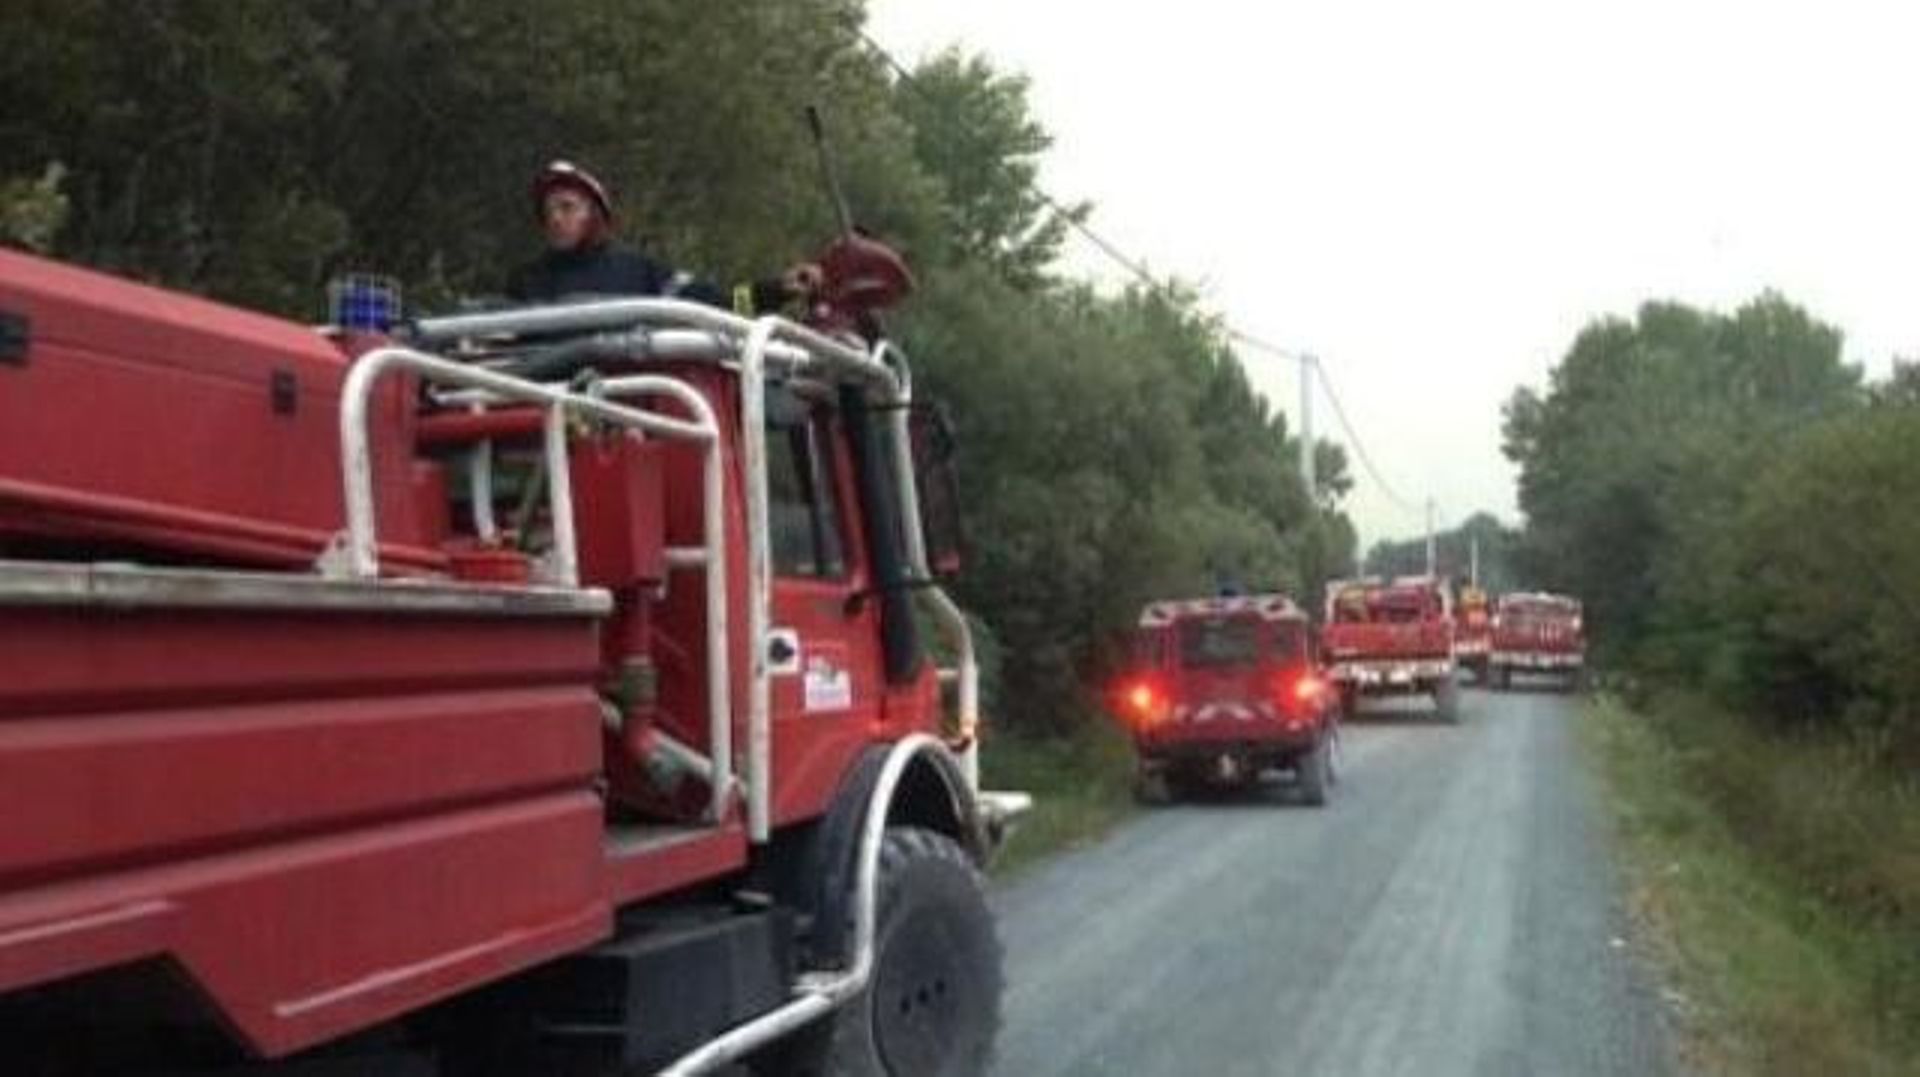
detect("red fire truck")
(0, 243), (1026, 1075)
(1488, 591), (1587, 691)
(1111, 594), (1341, 806)
(1454, 585), (1492, 683)
(1319, 576), (1461, 723)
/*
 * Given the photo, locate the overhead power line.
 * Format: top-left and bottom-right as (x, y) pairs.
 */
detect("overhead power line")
(856, 27), (1424, 519)
(1227, 329), (1423, 514)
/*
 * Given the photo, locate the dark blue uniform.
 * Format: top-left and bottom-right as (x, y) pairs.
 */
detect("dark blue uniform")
(506, 242), (789, 312)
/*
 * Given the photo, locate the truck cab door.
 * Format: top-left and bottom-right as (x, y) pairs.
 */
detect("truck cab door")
(763, 387), (886, 824)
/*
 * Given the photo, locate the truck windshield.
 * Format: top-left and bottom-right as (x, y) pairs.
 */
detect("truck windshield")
(1178, 617), (1262, 668)
(1270, 622), (1307, 662)
(1376, 591), (1433, 623)
(1501, 599), (1576, 622)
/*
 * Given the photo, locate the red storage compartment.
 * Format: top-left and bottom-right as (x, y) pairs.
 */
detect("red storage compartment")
(0, 249), (446, 571)
(567, 431), (665, 588)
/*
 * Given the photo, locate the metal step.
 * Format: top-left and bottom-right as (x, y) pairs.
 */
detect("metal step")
(522, 907), (797, 1072)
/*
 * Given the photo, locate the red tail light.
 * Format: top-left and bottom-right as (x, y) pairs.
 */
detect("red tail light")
(1273, 670), (1329, 723)
(1114, 676), (1170, 729)
(1293, 674), (1328, 704)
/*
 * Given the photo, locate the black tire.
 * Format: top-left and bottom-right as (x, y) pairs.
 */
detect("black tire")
(1296, 734), (1332, 807)
(795, 827), (1003, 1077)
(1132, 768), (1171, 805)
(1493, 666), (1511, 691)
(1435, 679), (1461, 724)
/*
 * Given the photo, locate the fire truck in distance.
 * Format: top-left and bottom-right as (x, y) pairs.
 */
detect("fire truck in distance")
(1319, 576), (1461, 722)
(0, 238), (1026, 1075)
(1453, 585), (1492, 683)
(1110, 594), (1341, 807)
(1488, 591), (1587, 691)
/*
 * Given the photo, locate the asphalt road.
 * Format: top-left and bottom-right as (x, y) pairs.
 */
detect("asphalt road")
(989, 685), (1675, 1077)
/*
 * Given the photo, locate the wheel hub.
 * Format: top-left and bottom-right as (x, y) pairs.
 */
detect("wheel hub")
(874, 920), (972, 1074)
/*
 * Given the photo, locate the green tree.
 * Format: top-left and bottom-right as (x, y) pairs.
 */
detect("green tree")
(893, 49), (1086, 289)
(0, 1), (1359, 737)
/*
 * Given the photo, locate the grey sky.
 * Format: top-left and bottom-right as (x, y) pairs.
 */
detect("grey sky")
(867, 0), (1918, 547)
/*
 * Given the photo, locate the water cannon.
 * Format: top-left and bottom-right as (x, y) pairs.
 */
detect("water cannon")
(803, 105), (914, 337)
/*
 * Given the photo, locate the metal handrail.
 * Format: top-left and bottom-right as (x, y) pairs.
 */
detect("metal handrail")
(338, 346), (710, 582)
(872, 340), (982, 790)
(407, 297), (892, 392)
(658, 733), (947, 1077)
(593, 374), (732, 825)
(337, 348), (733, 825)
(353, 315), (986, 830)
(349, 322), (1004, 1072)
(739, 319), (778, 844)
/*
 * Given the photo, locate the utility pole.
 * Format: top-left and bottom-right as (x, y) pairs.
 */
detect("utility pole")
(1425, 499), (1437, 577)
(1470, 532), (1480, 589)
(1299, 354), (1316, 505)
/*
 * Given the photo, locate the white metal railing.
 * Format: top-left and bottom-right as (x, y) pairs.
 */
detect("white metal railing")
(337, 347), (711, 582)
(348, 302), (1019, 1075)
(659, 733), (942, 1077)
(593, 374), (732, 825)
(335, 346), (733, 823)
(873, 340), (981, 788)
(352, 301), (989, 839)
(739, 319), (778, 844)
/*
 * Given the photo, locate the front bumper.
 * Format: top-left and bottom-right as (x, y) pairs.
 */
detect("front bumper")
(1328, 659), (1454, 689)
(1491, 651), (1583, 670)
(1140, 725), (1321, 756)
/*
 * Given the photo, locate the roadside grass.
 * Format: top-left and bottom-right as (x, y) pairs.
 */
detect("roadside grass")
(1581, 692), (1920, 1075)
(979, 717), (1137, 878)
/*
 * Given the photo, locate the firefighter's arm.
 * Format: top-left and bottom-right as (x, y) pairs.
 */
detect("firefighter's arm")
(730, 262), (823, 316)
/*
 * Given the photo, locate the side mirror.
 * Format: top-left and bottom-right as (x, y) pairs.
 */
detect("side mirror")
(908, 401), (965, 577)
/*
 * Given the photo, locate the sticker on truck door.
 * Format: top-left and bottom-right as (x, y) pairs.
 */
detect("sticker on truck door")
(803, 648), (854, 712)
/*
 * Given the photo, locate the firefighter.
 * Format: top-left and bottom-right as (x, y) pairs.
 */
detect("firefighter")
(506, 160), (821, 312)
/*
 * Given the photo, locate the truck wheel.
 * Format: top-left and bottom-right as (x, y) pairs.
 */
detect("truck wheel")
(1132, 768), (1171, 805)
(802, 827), (1002, 1077)
(1296, 735), (1333, 808)
(1435, 679), (1461, 724)
(1338, 685), (1360, 720)
(1164, 770), (1205, 802)
(1493, 666), (1511, 691)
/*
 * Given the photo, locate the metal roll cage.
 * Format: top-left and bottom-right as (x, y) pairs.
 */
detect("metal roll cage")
(334, 299), (1023, 1074)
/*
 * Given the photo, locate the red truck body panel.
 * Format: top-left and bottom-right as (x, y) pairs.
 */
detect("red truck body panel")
(0, 249), (446, 572)
(1320, 620), (1452, 662)
(0, 576), (626, 1054)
